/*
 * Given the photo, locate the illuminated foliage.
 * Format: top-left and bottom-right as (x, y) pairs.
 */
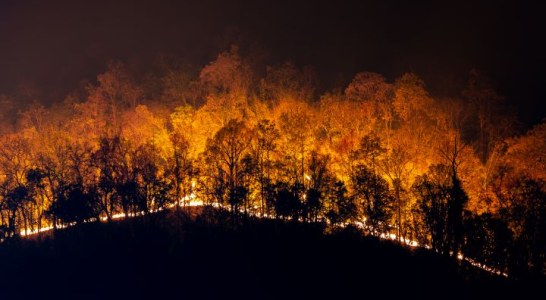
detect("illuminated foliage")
(506, 122), (546, 182)
(0, 49), (543, 278)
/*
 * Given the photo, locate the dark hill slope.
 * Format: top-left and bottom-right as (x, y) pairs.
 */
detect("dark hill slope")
(0, 208), (533, 299)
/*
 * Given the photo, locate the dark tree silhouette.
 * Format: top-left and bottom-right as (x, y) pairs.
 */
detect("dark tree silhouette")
(325, 181), (357, 229)
(504, 176), (546, 277)
(204, 119), (252, 214)
(48, 184), (100, 225)
(274, 182), (302, 221)
(463, 212), (512, 274)
(351, 164), (393, 235)
(412, 166), (450, 254)
(253, 119), (280, 216)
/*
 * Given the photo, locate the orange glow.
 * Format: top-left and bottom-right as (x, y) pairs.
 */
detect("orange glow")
(0, 50), (541, 278)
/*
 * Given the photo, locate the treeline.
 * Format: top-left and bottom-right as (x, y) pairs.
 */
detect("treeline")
(0, 46), (545, 279)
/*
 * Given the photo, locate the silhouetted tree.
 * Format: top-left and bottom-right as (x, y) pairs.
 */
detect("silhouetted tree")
(325, 181), (357, 229)
(412, 169), (449, 252)
(446, 173), (468, 258)
(439, 136), (469, 258)
(351, 164), (393, 235)
(48, 184), (100, 225)
(413, 160), (469, 259)
(93, 136), (125, 221)
(204, 119), (252, 212)
(504, 176), (546, 277)
(463, 212), (512, 274)
(274, 182), (302, 221)
(134, 144), (173, 213)
(116, 180), (142, 217)
(1, 186), (29, 237)
(303, 151), (333, 222)
(380, 146), (410, 242)
(167, 131), (193, 209)
(253, 119), (280, 216)
(305, 188), (322, 223)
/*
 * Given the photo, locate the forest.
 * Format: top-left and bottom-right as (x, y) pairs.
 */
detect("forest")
(0, 46), (545, 280)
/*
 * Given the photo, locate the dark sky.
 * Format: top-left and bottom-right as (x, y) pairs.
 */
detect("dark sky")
(1, 0), (545, 126)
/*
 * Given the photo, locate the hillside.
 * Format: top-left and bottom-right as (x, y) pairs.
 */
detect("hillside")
(0, 208), (537, 299)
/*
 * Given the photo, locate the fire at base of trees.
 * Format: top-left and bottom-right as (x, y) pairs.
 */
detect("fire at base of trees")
(0, 47), (545, 279)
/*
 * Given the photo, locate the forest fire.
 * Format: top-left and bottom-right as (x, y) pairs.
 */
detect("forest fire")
(0, 51), (545, 279)
(0, 3), (545, 296)
(17, 192), (509, 279)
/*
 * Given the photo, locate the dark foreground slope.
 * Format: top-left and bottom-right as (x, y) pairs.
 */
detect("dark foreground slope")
(0, 208), (537, 299)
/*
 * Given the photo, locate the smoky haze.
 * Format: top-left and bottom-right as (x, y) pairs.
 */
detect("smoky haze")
(0, 0), (544, 126)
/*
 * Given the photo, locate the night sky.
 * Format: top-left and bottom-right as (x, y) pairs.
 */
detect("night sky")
(1, 0), (544, 126)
